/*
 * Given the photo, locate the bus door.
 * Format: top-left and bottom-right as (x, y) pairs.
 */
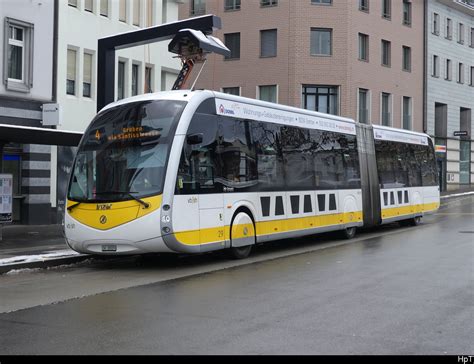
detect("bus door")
(194, 139), (225, 248)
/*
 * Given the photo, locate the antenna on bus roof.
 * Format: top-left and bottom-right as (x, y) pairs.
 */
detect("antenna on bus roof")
(168, 29), (230, 90)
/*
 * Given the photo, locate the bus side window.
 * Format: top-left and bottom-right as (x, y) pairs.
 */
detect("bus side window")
(282, 126), (314, 191)
(253, 121), (285, 191)
(176, 113), (222, 194)
(219, 118), (258, 190)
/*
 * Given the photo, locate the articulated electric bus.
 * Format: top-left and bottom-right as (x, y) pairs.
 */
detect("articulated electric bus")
(64, 90), (439, 258)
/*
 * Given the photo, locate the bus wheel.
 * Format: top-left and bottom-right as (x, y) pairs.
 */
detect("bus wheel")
(408, 216), (422, 226)
(228, 212), (255, 260)
(229, 245), (253, 260)
(341, 226), (357, 239)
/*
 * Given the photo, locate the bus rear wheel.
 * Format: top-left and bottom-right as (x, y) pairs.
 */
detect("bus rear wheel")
(228, 211), (255, 260)
(400, 216), (422, 227)
(341, 226), (357, 239)
(408, 216), (422, 226)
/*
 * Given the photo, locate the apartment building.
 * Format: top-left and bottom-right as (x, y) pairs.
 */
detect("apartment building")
(426, 0), (474, 191)
(180, 0), (424, 132)
(0, 0), (56, 224)
(52, 0), (181, 221)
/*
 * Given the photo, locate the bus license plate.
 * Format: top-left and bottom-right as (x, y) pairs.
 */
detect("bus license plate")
(102, 244), (117, 252)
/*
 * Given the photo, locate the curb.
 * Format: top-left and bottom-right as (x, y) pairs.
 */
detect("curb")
(0, 254), (93, 275)
(440, 191), (474, 200)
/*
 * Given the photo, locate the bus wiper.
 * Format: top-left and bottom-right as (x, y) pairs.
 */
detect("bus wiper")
(126, 192), (150, 209)
(95, 191), (150, 209)
(67, 202), (81, 212)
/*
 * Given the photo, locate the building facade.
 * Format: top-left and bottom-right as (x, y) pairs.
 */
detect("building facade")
(2, 0), (182, 225)
(180, 0), (424, 132)
(426, 0), (474, 191)
(0, 0), (55, 224)
(52, 0), (182, 221)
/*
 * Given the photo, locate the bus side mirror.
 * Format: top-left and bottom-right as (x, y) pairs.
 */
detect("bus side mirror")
(187, 133), (203, 145)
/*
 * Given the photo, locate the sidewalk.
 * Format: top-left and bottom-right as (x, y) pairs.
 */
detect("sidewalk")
(1, 187), (474, 273)
(0, 224), (86, 273)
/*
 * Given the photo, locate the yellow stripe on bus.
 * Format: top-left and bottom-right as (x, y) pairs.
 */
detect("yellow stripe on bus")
(174, 211), (364, 246)
(174, 201), (440, 246)
(381, 202), (440, 219)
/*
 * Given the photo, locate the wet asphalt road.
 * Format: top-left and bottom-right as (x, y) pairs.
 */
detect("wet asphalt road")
(0, 196), (473, 355)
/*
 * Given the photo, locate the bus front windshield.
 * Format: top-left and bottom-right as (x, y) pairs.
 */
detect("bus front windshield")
(68, 100), (186, 202)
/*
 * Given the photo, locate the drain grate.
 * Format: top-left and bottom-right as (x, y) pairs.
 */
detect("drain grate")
(458, 231), (474, 234)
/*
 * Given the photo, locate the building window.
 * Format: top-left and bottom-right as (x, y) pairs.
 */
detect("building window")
(310, 28), (332, 56)
(119, 0), (127, 22)
(457, 63), (464, 84)
(433, 13), (440, 35)
(117, 61), (125, 100)
(224, 33), (240, 60)
(358, 88), (369, 123)
(259, 85), (277, 103)
(260, 29), (277, 58)
(402, 96), (412, 130)
(68, 0), (78, 7)
(261, 0), (278, 7)
(460, 139), (471, 184)
(402, 46), (411, 72)
(4, 18), (34, 93)
(131, 63), (139, 96)
(133, 0), (141, 26)
(222, 87), (240, 95)
(470, 66), (474, 86)
(303, 85), (338, 115)
(358, 33), (369, 61)
(225, 0), (241, 11)
(66, 49), (77, 95)
(460, 107), (471, 184)
(190, 0), (206, 15)
(458, 23), (464, 44)
(359, 0), (369, 12)
(381, 39), (391, 67)
(146, 0), (153, 27)
(381, 92), (392, 126)
(145, 65), (153, 93)
(100, 0), (109, 17)
(7, 26), (24, 82)
(382, 0), (391, 19)
(445, 59), (452, 81)
(83, 52), (93, 98)
(446, 18), (452, 40)
(402, 0), (411, 26)
(312, 0), (332, 4)
(432, 55), (439, 77)
(84, 0), (93, 12)
(470, 27), (474, 47)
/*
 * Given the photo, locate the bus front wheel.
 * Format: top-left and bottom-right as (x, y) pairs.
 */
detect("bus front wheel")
(228, 212), (255, 260)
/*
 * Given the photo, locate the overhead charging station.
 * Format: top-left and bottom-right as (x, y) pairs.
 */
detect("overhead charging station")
(97, 14), (230, 112)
